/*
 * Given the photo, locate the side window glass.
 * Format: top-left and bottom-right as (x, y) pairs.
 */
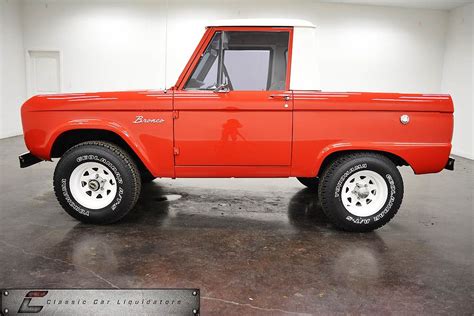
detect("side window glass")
(223, 50), (270, 90)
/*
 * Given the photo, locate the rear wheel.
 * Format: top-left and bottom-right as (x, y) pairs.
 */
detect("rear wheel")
(53, 141), (141, 224)
(318, 152), (403, 232)
(297, 177), (319, 190)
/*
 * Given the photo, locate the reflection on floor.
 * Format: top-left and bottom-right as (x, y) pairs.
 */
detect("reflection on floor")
(0, 136), (472, 315)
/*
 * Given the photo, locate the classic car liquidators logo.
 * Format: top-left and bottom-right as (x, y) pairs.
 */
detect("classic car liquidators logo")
(1, 289), (199, 315)
(18, 290), (47, 313)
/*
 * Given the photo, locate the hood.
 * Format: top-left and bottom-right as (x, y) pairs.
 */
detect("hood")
(22, 90), (173, 112)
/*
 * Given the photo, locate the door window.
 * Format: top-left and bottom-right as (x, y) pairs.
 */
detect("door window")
(223, 50), (270, 90)
(184, 31), (289, 91)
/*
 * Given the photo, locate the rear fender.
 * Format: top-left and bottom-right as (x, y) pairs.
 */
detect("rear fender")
(313, 142), (451, 176)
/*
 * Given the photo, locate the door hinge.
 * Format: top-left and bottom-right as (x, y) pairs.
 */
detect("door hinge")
(172, 111), (179, 119)
(173, 147), (180, 155)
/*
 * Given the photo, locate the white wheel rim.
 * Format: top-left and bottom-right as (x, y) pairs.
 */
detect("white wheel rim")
(69, 162), (117, 210)
(341, 170), (388, 217)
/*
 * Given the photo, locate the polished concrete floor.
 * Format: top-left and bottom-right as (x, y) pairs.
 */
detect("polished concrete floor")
(0, 135), (472, 315)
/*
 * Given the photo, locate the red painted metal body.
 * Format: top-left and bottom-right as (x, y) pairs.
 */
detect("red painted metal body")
(21, 26), (454, 178)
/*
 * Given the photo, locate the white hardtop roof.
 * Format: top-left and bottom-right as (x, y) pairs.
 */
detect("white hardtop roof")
(207, 18), (316, 28)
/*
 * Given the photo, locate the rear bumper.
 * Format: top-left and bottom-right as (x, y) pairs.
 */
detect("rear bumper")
(19, 152), (43, 168)
(444, 157), (455, 171)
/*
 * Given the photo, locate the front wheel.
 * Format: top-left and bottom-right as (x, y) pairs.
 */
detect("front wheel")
(53, 141), (141, 224)
(318, 152), (403, 232)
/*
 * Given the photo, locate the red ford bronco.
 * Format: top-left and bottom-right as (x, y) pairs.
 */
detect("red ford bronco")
(19, 19), (455, 232)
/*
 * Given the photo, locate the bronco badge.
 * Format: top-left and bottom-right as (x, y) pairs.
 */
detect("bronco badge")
(133, 115), (165, 124)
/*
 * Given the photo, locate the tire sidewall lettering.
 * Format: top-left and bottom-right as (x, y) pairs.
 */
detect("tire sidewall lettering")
(335, 163), (367, 198)
(372, 174), (396, 222)
(111, 187), (124, 211)
(76, 155), (123, 184)
(61, 178), (90, 216)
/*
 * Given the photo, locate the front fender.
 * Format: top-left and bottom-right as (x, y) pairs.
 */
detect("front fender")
(23, 116), (167, 177)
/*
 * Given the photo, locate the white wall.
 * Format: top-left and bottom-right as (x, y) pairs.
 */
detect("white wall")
(165, 0), (448, 93)
(22, 1), (167, 93)
(2, 0), (472, 158)
(441, 3), (473, 159)
(0, 0), (26, 139)
(20, 0), (448, 93)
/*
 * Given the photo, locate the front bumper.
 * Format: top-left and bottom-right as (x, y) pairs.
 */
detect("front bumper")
(19, 152), (43, 168)
(444, 157), (455, 171)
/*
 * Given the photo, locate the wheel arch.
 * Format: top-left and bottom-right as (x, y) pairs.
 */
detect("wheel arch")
(316, 149), (410, 178)
(50, 128), (153, 178)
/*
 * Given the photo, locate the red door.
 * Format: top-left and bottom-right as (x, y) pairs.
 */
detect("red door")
(172, 27), (294, 169)
(173, 90), (293, 166)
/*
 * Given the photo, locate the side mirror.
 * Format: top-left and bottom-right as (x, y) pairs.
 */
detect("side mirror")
(213, 83), (230, 93)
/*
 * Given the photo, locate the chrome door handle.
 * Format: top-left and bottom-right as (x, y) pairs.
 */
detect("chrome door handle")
(269, 94), (290, 101)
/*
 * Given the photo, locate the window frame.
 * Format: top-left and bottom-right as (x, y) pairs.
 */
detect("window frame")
(175, 26), (294, 91)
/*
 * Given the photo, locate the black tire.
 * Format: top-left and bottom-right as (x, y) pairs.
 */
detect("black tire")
(140, 169), (156, 184)
(297, 177), (319, 190)
(53, 141), (141, 224)
(318, 152), (403, 232)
